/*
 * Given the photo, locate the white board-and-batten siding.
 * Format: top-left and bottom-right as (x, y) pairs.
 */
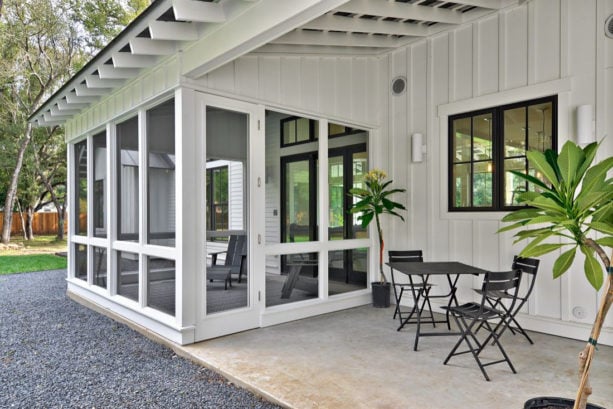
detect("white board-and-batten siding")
(386, 0), (613, 344)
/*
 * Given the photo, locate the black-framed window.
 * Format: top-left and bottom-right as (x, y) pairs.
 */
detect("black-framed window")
(206, 166), (229, 231)
(448, 95), (557, 211)
(280, 116), (318, 147)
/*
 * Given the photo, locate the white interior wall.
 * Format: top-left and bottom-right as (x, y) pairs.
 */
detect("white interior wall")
(387, 0), (613, 344)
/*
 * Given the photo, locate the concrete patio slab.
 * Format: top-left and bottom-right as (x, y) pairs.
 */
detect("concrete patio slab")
(176, 306), (613, 409)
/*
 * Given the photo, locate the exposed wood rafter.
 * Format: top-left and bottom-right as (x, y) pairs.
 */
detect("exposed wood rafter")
(334, 0), (463, 25)
(129, 38), (177, 55)
(148, 20), (199, 41)
(172, 0), (226, 23)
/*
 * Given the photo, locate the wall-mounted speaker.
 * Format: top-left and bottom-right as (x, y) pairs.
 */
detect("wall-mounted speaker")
(391, 76), (406, 96)
(606, 14), (613, 39)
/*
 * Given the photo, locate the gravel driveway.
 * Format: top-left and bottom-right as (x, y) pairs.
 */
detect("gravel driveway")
(0, 270), (281, 409)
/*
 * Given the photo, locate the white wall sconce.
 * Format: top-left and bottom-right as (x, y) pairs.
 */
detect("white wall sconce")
(576, 104), (595, 146)
(411, 132), (426, 163)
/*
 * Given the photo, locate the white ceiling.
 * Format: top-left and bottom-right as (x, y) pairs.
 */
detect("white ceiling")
(30, 0), (514, 127)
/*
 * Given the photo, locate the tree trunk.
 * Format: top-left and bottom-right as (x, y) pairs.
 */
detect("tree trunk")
(56, 205), (66, 240)
(573, 245), (612, 409)
(1, 123), (33, 244)
(16, 201), (26, 240)
(25, 206), (34, 241)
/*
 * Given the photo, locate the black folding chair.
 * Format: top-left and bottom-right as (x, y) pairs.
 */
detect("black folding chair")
(387, 250), (436, 329)
(476, 256), (540, 344)
(444, 269), (522, 381)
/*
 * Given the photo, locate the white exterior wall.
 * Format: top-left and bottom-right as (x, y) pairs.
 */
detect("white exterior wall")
(386, 0), (613, 345)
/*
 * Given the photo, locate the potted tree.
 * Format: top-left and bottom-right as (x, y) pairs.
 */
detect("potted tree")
(498, 140), (612, 409)
(349, 169), (406, 308)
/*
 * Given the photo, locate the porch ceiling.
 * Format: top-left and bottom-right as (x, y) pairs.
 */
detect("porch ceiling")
(30, 0), (514, 127)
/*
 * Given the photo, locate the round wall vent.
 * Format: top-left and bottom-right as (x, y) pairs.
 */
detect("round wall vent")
(391, 76), (406, 96)
(606, 14), (613, 39)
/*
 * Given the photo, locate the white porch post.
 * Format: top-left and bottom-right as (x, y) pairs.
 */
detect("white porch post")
(175, 87), (200, 341)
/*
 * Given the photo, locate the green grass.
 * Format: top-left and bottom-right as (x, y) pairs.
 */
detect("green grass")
(0, 254), (67, 275)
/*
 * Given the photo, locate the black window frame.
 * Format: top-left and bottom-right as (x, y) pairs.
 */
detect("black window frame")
(280, 116), (318, 148)
(448, 95), (557, 212)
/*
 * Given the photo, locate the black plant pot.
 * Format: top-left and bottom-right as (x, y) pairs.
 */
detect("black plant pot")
(371, 282), (391, 308)
(524, 397), (606, 409)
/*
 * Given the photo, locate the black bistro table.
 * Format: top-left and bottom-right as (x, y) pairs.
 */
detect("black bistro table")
(386, 261), (489, 351)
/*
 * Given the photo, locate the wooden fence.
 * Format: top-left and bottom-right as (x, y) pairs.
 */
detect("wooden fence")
(0, 212), (68, 236)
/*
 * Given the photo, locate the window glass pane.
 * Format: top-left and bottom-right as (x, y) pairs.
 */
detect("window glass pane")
(472, 162), (493, 207)
(266, 252), (318, 307)
(206, 166), (229, 231)
(285, 160), (312, 243)
(93, 246), (107, 289)
(452, 163), (470, 207)
(147, 99), (175, 247)
(296, 118), (310, 143)
(504, 107), (526, 157)
(528, 103), (552, 152)
(328, 248), (368, 295)
(93, 132), (106, 238)
(283, 120), (295, 145)
(452, 117), (471, 163)
(74, 243), (87, 281)
(117, 251), (139, 302)
(74, 140), (87, 235)
(328, 155), (344, 240)
(147, 257), (175, 316)
(351, 151), (368, 239)
(473, 114), (492, 161)
(117, 117), (139, 242)
(504, 158), (527, 206)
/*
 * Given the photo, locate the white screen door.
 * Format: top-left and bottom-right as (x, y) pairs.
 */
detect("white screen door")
(195, 93), (264, 341)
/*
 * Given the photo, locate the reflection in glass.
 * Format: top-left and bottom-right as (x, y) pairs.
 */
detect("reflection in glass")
(328, 155), (344, 240)
(452, 117), (471, 162)
(93, 132), (107, 238)
(147, 99), (175, 247)
(266, 252), (318, 307)
(472, 162), (493, 207)
(473, 114), (492, 161)
(504, 158), (526, 206)
(74, 141), (87, 235)
(117, 117), (139, 242)
(328, 249), (368, 295)
(93, 246), (107, 289)
(452, 163), (470, 208)
(504, 107), (526, 157)
(284, 159), (312, 243)
(117, 251), (139, 302)
(147, 257), (175, 316)
(206, 166), (229, 231)
(75, 243), (87, 281)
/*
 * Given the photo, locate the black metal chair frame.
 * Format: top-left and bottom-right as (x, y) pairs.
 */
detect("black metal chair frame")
(388, 250), (437, 330)
(443, 269), (522, 381)
(477, 256), (540, 344)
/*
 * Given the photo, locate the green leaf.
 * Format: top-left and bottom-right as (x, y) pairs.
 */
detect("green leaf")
(552, 248), (576, 279)
(530, 196), (567, 215)
(579, 156), (613, 198)
(524, 151), (559, 186)
(509, 170), (550, 191)
(520, 243), (564, 257)
(359, 212), (374, 228)
(557, 140), (584, 187)
(589, 221), (613, 235)
(581, 246), (604, 290)
(501, 208), (543, 222)
(497, 221), (529, 233)
(575, 142), (598, 181)
(524, 215), (566, 226)
(595, 236), (613, 247)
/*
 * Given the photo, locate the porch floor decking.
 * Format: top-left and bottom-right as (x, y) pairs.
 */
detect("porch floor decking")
(180, 306), (613, 409)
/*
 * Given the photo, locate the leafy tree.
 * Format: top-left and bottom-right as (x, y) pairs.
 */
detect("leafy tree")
(0, 0), (150, 243)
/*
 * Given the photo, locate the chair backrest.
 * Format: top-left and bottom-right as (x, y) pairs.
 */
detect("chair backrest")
(224, 235), (239, 266)
(480, 269), (522, 311)
(229, 235), (247, 274)
(512, 256), (540, 301)
(388, 250), (423, 263)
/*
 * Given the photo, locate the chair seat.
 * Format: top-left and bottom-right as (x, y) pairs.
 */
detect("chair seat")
(474, 288), (514, 300)
(447, 302), (503, 321)
(207, 266), (232, 290)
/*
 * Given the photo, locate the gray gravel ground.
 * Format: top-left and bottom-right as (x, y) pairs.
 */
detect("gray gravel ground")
(0, 269), (282, 409)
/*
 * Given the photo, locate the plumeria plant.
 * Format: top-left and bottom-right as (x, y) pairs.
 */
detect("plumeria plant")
(498, 140), (612, 409)
(349, 169), (406, 283)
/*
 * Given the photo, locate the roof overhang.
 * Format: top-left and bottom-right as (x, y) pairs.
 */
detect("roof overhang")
(30, 0), (513, 127)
